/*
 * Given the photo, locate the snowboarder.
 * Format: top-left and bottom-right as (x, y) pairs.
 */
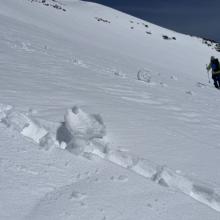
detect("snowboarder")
(206, 56), (220, 89)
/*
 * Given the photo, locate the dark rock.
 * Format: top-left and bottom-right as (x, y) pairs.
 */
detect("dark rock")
(162, 35), (170, 40)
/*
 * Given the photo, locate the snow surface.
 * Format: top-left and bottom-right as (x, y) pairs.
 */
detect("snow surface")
(1, 0), (220, 219)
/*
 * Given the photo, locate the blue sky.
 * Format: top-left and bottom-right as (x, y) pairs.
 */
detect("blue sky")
(86, 0), (220, 42)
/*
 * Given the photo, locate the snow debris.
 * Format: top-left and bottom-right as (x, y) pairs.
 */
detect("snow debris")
(1, 103), (220, 212)
(114, 70), (126, 78)
(170, 75), (178, 81)
(0, 103), (13, 121)
(0, 104), (108, 153)
(0, 105), (57, 148)
(101, 148), (220, 212)
(57, 106), (108, 155)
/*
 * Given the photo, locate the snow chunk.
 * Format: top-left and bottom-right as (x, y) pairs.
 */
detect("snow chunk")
(106, 149), (139, 168)
(58, 106), (107, 154)
(2, 110), (32, 133)
(0, 104), (13, 121)
(21, 120), (48, 144)
(0, 105), (55, 147)
(64, 106), (106, 140)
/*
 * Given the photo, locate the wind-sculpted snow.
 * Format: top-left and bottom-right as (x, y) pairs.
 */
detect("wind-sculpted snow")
(0, 103), (220, 212)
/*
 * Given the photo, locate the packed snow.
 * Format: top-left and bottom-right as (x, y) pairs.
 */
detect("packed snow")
(0, 0), (220, 219)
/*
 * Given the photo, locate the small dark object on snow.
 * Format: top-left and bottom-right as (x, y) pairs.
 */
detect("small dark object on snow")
(162, 35), (170, 40)
(142, 23), (148, 28)
(95, 17), (111, 24)
(215, 44), (220, 52)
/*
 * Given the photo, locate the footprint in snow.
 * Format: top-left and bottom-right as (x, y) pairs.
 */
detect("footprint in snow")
(147, 203), (153, 208)
(170, 75), (178, 81)
(21, 42), (35, 52)
(72, 58), (88, 68)
(160, 82), (168, 87)
(114, 71), (126, 78)
(76, 173), (81, 179)
(69, 191), (87, 201)
(110, 175), (128, 182)
(185, 90), (194, 95)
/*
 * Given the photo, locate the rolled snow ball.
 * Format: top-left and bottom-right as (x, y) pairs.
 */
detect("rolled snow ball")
(137, 69), (152, 83)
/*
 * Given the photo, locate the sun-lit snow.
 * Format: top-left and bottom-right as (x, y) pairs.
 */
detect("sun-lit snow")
(0, 0), (220, 219)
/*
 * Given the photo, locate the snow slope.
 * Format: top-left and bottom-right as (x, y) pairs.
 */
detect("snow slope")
(0, 0), (220, 219)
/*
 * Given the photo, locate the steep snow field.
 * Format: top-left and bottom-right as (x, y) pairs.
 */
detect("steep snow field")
(1, 0), (220, 219)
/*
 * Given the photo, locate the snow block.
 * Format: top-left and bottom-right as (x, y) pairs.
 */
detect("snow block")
(64, 106), (106, 140)
(0, 105), (51, 146)
(21, 120), (48, 144)
(62, 106), (107, 154)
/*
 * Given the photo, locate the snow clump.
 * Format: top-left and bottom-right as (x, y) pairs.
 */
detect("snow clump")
(58, 106), (107, 155)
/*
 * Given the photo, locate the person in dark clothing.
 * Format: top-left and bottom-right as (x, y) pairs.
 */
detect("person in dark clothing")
(207, 56), (220, 89)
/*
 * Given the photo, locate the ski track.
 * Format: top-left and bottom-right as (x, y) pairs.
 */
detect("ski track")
(3, 30), (125, 80)
(0, 103), (220, 213)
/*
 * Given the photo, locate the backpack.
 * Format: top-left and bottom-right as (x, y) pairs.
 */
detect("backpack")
(211, 58), (220, 72)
